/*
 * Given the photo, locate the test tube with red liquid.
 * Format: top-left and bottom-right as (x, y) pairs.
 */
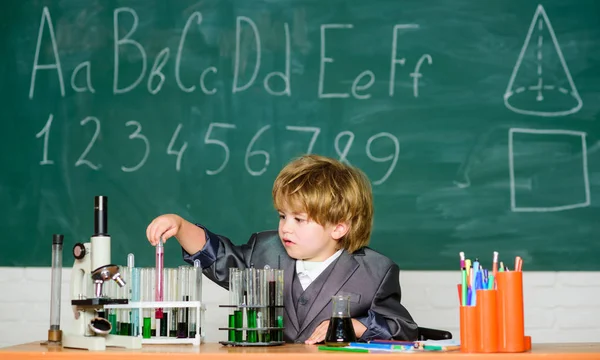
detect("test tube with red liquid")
(155, 238), (164, 319)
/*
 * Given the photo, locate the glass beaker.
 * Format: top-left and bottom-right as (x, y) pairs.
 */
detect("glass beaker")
(324, 295), (356, 346)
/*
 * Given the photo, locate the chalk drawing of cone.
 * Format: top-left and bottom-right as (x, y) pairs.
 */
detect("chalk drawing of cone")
(503, 4), (582, 117)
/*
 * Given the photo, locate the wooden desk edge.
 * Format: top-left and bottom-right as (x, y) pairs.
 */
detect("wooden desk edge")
(1, 342), (600, 360)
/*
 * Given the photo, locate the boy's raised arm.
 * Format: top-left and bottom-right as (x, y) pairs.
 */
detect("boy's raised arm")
(175, 217), (207, 255)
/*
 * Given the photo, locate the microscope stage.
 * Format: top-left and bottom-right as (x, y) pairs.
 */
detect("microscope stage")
(71, 298), (129, 306)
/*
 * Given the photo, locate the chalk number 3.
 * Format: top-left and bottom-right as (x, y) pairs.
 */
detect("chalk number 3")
(121, 121), (150, 172)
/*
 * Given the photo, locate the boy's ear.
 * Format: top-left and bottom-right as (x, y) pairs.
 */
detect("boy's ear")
(331, 222), (349, 240)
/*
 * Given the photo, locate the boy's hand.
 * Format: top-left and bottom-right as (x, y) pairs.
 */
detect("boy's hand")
(304, 319), (367, 345)
(146, 214), (183, 246)
(305, 320), (329, 345)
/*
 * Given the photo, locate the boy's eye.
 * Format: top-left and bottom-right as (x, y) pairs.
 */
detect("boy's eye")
(295, 217), (306, 222)
(278, 214), (285, 219)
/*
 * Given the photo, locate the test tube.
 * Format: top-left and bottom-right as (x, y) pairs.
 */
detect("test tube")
(275, 269), (284, 342)
(128, 253), (135, 282)
(189, 260), (202, 338)
(131, 267), (141, 336)
(229, 268), (243, 342)
(169, 268), (178, 337)
(177, 266), (189, 338)
(150, 267), (156, 336)
(126, 253), (135, 335)
(195, 260), (203, 304)
(257, 269), (268, 343)
(142, 268), (152, 338)
(119, 266), (130, 335)
(155, 238), (164, 320)
(107, 276), (118, 334)
(245, 267), (258, 343)
(160, 268), (170, 337)
(48, 234), (63, 344)
(266, 267), (276, 342)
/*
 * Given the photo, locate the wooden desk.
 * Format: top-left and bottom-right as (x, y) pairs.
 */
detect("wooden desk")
(1, 342), (600, 360)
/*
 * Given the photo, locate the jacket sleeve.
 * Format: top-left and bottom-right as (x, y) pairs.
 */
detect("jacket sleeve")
(355, 264), (419, 341)
(181, 224), (259, 290)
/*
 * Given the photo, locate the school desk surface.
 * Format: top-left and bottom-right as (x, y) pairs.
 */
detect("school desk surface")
(1, 342), (600, 360)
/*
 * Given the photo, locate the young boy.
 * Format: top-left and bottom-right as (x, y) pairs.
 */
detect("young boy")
(146, 154), (418, 343)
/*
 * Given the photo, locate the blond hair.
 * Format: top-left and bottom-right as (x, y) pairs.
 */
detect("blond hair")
(272, 154), (373, 253)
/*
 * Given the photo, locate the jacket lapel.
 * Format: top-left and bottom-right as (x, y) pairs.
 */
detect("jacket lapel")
(283, 259), (300, 332)
(298, 251), (359, 334)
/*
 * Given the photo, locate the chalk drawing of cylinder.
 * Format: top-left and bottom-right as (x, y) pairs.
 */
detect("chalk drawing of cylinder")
(504, 5), (582, 117)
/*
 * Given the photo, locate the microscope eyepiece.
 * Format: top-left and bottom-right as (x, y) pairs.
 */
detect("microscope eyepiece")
(94, 196), (108, 236)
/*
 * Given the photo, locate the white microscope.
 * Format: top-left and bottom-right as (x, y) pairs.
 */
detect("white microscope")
(62, 196), (142, 351)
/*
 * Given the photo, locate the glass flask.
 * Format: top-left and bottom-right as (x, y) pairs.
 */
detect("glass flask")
(324, 295), (356, 346)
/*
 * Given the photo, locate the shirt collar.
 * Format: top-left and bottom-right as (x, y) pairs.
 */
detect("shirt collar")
(296, 249), (343, 279)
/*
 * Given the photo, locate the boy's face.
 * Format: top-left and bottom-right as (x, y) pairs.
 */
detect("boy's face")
(277, 207), (343, 262)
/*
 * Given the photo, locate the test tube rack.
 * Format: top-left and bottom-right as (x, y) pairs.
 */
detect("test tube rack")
(217, 304), (285, 347)
(104, 300), (205, 346)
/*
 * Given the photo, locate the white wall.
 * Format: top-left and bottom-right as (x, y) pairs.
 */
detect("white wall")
(1, 267), (599, 349)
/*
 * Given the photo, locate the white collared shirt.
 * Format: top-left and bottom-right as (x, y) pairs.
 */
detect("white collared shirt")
(295, 249), (343, 290)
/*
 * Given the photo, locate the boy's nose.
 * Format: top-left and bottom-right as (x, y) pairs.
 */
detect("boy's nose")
(280, 220), (293, 233)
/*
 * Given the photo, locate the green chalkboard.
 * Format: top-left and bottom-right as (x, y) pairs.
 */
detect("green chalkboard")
(2, 0), (599, 270)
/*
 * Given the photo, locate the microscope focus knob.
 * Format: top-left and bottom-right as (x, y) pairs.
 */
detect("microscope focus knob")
(73, 243), (86, 260)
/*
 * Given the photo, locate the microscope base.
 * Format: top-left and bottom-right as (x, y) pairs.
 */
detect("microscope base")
(62, 334), (142, 351)
(106, 334), (142, 349)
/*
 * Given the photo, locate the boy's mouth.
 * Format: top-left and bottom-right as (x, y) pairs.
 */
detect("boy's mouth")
(283, 239), (295, 246)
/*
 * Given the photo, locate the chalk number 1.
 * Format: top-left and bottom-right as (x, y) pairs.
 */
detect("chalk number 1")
(35, 114), (54, 165)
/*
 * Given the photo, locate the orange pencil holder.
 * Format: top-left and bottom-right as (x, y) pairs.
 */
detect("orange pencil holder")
(459, 305), (480, 353)
(496, 271), (526, 352)
(458, 288), (497, 353)
(457, 273), (529, 353)
(476, 289), (498, 352)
